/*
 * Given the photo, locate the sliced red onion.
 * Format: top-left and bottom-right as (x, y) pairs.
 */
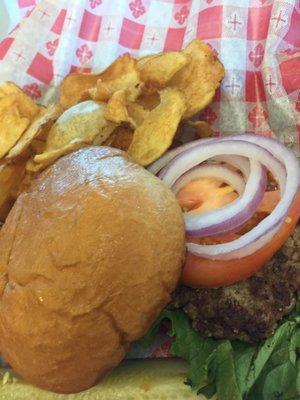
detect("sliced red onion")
(160, 140), (285, 190)
(187, 220), (284, 260)
(159, 136), (298, 259)
(217, 135), (288, 192)
(149, 139), (250, 177)
(152, 149), (250, 181)
(172, 163), (246, 195)
(211, 155), (250, 179)
(183, 160), (266, 237)
(148, 138), (213, 175)
(172, 156), (253, 236)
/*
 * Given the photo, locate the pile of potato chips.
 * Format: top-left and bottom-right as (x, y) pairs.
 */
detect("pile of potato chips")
(0, 39), (224, 222)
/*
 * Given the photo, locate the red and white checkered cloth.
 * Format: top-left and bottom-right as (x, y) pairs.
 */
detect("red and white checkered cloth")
(0, 0), (299, 154)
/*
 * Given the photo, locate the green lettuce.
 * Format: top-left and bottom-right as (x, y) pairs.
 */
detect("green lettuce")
(140, 300), (300, 400)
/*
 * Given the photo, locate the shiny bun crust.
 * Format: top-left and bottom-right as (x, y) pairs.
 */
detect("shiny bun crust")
(0, 147), (185, 393)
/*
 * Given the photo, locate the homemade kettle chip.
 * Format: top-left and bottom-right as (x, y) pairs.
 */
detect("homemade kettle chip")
(169, 40), (224, 119)
(6, 103), (63, 159)
(92, 54), (142, 102)
(104, 125), (134, 151)
(0, 82), (45, 159)
(187, 120), (215, 138)
(128, 88), (186, 166)
(43, 101), (114, 150)
(30, 138), (47, 154)
(0, 82), (41, 120)
(0, 162), (25, 221)
(59, 73), (100, 109)
(60, 55), (142, 109)
(127, 102), (150, 126)
(33, 140), (88, 168)
(25, 158), (44, 173)
(104, 90), (135, 126)
(34, 101), (116, 166)
(0, 106), (30, 158)
(137, 51), (189, 94)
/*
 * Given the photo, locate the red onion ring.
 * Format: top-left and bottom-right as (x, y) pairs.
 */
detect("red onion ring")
(172, 163), (246, 195)
(147, 138), (247, 176)
(211, 155), (250, 179)
(148, 138), (211, 175)
(175, 160), (266, 237)
(158, 135), (299, 259)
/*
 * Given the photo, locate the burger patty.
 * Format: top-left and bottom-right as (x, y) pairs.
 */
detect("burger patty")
(171, 225), (300, 343)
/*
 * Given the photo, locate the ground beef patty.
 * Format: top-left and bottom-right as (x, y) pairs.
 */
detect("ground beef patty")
(172, 226), (300, 343)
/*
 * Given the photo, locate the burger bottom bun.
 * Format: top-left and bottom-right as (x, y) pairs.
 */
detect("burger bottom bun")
(0, 359), (204, 400)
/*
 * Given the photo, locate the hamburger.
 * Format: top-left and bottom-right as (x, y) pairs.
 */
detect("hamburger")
(0, 134), (298, 399)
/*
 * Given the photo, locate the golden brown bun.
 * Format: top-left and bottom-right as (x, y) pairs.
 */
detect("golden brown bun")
(0, 147), (185, 394)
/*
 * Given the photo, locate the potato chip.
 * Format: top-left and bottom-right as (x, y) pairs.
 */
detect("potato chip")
(89, 124), (117, 147)
(59, 73), (100, 109)
(128, 88), (186, 166)
(0, 162), (25, 221)
(34, 140), (88, 168)
(6, 103), (62, 159)
(88, 82), (109, 102)
(0, 96), (17, 113)
(104, 126), (134, 151)
(188, 120), (214, 138)
(137, 52), (188, 93)
(137, 92), (160, 110)
(0, 82), (41, 119)
(93, 55), (142, 102)
(25, 158), (44, 173)
(30, 138), (47, 154)
(0, 106), (30, 158)
(100, 54), (139, 83)
(34, 101), (116, 166)
(127, 102), (150, 126)
(104, 90), (135, 126)
(60, 55), (142, 108)
(45, 101), (115, 150)
(0, 82), (24, 97)
(169, 39), (224, 119)
(36, 120), (54, 142)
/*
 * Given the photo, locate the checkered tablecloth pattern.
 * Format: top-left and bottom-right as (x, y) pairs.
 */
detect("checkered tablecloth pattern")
(0, 0), (299, 152)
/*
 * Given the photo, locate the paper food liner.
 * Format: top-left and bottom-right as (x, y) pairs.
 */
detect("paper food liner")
(0, 0), (299, 363)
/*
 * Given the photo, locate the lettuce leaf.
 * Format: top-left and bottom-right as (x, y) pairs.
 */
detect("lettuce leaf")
(140, 300), (300, 400)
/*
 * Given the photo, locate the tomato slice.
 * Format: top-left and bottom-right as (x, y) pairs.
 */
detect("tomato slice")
(182, 190), (300, 288)
(257, 190), (280, 213)
(177, 178), (238, 213)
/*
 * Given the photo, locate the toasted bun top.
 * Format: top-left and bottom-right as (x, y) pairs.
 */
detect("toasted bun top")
(0, 146), (185, 394)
